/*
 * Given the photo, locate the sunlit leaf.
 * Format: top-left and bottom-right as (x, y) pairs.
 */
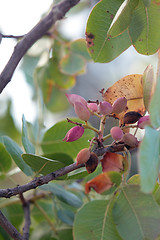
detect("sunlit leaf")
(59, 53), (86, 75)
(22, 115), (35, 154)
(112, 185), (160, 240)
(73, 200), (122, 240)
(3, 136), (33, 176)
(40, 182), (83, 208)
(139, 126), (160, 193)
(104, 74), (145, 121)
(142, 64), (155, 112)
(129, 0), (160, 55)
(41, 119), (94, 158)
(149, 58), (160, 128)
(108, 0), (139, 38)
(86, 0), (131, 62)
(0, 143), (12, 173)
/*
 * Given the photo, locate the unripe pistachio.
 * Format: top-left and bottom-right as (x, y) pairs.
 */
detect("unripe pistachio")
(112, 97), (127, 114)
(110, 126), (124, 141)
(63, 126), (84, 142)
(65, 94), (87, 106)
(98, 101), (113, 115)
(123, 111), (142, 124)
(87, 103), (98, 114)
(138, 115), (150, 129)
(74, 101), (90, 121)
(76, 148), (91, 165)
(85, 152), (98, 173)
(122, 133), (138, 147)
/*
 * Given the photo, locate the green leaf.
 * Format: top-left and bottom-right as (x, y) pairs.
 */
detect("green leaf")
(86, 0), (131, 63)
(58, 228), (73, 240)
(35, 59), (75, 112)
(40, 182), (83, 208)
(108, 171), (122, 186)
(22, 115), (35, 154)
(41, 119), (94, 158)
(0, 143), (12, 173)
(3, 136), (33, 176)
(108, 0), (139, 38)
(73, 200), (122, 240)
(139, 126), (160, 193)
(60, 53), (86, 75)
(32, 201), (54, 223)
(70, 39), (91, 61)
(142, 0), (151, 7)
(149, 67), (160, 128)
(127, 174), (140, 185)
(22, 153), (66, 176)
(142, 64), (154, 112)
(67, 168), (88, 180)
(36, 58), (76, 90)
(129, 0), (160, 55)
(43, 153), (74, 166)
(57, 208), (74, 226)
(112, 185), (160, 240)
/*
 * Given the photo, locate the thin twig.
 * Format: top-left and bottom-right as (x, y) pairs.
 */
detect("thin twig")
(0, 0), (80, 93)
(19, 193), (31, 240)
(0, 33), (25, 39)
(0, 210), (22, 240)
(0, 143), (134, 199)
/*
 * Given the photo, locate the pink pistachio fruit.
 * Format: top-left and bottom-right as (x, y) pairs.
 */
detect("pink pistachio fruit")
(87, 103), (98, 114)
(65, 94), (87, 106)
(138, 115), (150, 129)
(74, 101), (90, 121)
(63, 126), (84, 142)
(112, 97), (127, 114)
(110, 126), (124, 141)
(98, 101), (113, 115)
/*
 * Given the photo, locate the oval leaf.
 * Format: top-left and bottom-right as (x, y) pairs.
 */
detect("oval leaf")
(3, 136), (33, 176)
(86, 0), (131, 62)
(40, 182), (83, 208)
(142, 64), (155, 112)
(139, 125), (160, 193)
(129, 0), (160, 55)
(22, 115), (35, 154)
(70, 38), (91, 61)
(103, 74), (145, 121)
(108, 0), (139, 38)
(113, 185), (160, 240)
(22, 153), (66, 176)
(59, 53), (86, 75)
(73, 200), (122, 240)
(0, 143), (12, 174)
(41, 119), (94, 158)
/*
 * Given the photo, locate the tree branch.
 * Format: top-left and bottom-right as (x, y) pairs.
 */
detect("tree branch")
(0, 162), (84, 198)
(0, 0), (80, 93)
(0, 210), (22, 240)
(0, 143), (130, 199)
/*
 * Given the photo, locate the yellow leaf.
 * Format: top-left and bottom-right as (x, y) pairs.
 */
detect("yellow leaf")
(103, 74), (145, 121)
